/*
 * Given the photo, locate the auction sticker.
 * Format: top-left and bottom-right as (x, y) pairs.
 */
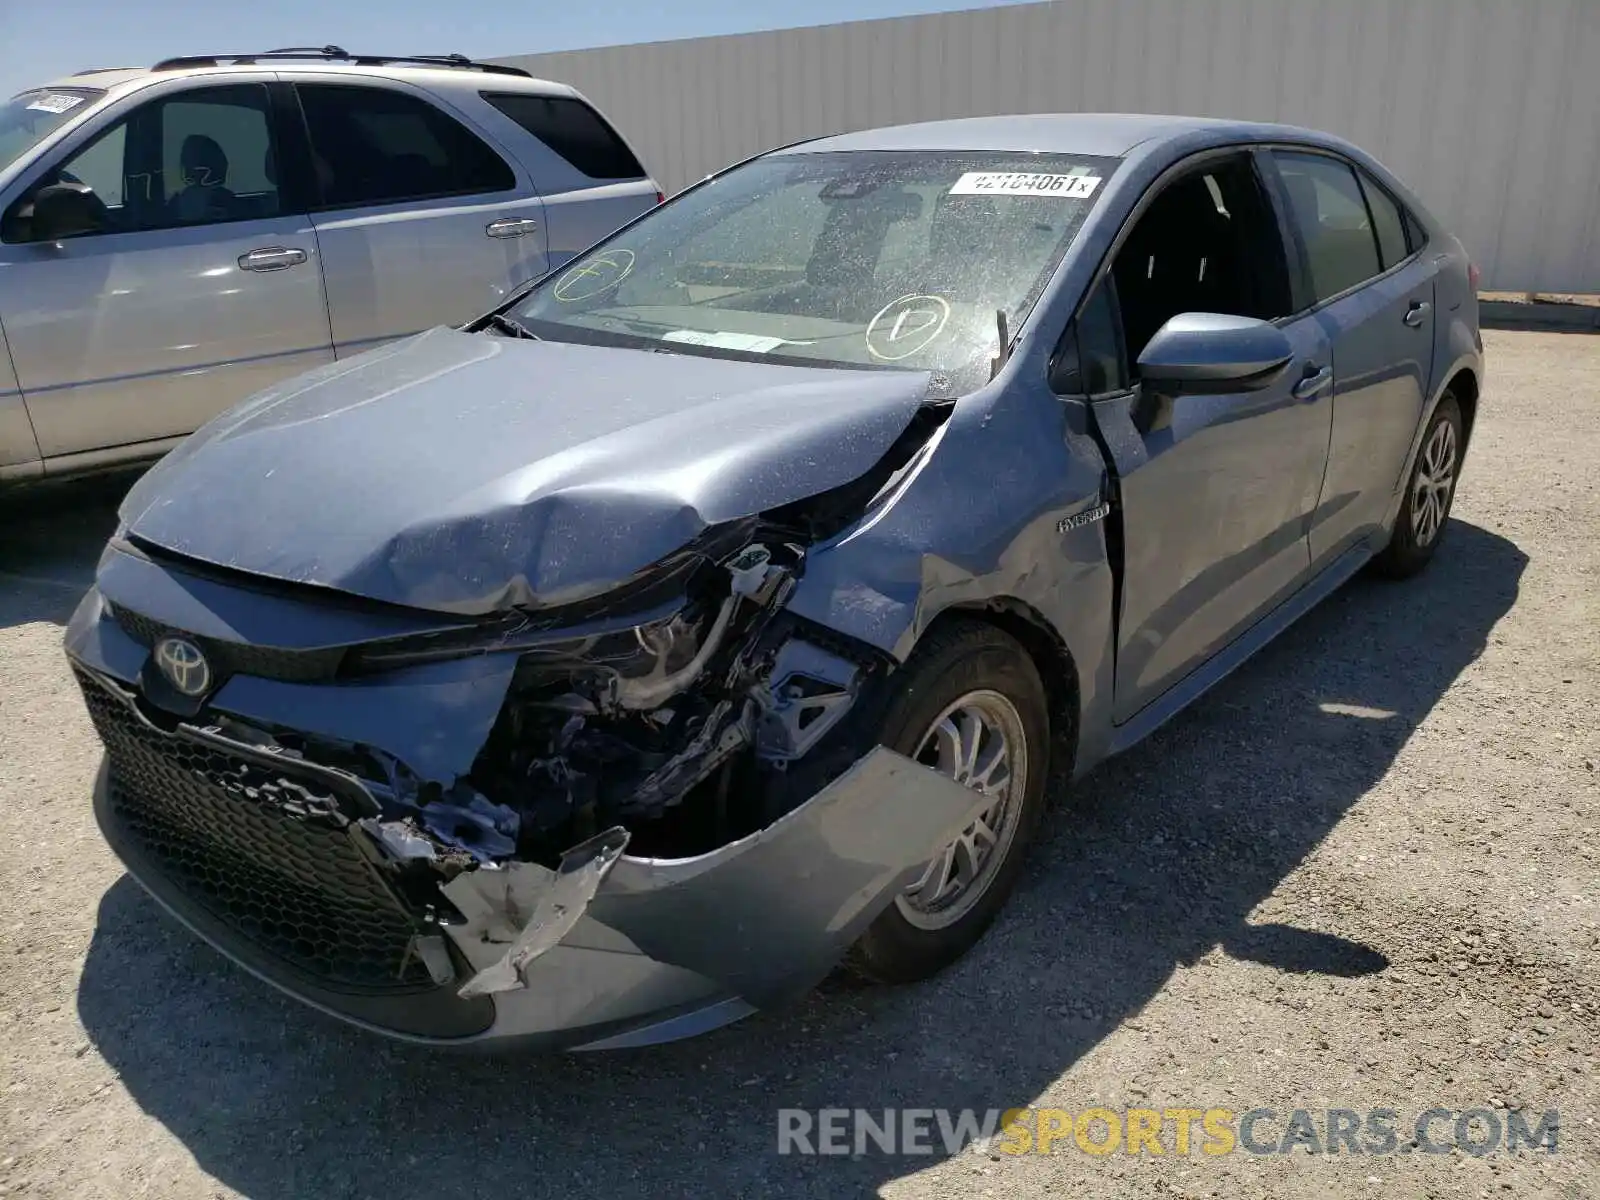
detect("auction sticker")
(948, 171), (1101, 198)
(662, 329), (788, 352)
(26, 94), (85, 115)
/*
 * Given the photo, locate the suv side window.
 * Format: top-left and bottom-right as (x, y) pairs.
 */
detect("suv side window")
(1356, 169), (1411, 270)
(1272, 151), (1383, 304)
(480, 92), (645, 180)
(296, 84), (515, 209)
(3, 83), (282, 241)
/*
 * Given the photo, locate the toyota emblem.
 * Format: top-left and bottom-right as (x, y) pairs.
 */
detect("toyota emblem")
(154, 636), (212, 697)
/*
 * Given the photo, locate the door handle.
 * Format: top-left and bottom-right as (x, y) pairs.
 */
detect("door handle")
(1403, 300), (1432, 328)
(486, 218), (539, 239)
(1292, 364), (1333, 402)
(238, 246), (308, 272)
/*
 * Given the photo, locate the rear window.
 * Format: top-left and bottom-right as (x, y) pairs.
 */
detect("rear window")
(481, 92), (645, 180)
(297, 84), (515, 209)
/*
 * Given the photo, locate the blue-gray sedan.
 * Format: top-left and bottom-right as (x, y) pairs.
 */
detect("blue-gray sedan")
(65, 113), (1483, 1049)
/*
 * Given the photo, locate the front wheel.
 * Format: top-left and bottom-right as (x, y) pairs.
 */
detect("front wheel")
(847, 620), (1051, 983)
(1372, 392), (1464, 578)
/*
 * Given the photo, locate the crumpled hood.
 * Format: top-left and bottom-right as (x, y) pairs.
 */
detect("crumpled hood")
(120, 328), (932, 614)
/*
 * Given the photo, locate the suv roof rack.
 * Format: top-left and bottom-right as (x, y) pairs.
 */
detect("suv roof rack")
(149, 46), (532, 77)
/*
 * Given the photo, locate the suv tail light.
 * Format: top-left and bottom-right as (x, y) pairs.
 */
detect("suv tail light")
(1468, 261), (1482, 290)
(655, 190), (665, 205)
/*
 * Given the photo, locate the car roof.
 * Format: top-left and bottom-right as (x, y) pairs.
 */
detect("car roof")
(777, 112), (1333, 159)
(31, 61), (578, 97)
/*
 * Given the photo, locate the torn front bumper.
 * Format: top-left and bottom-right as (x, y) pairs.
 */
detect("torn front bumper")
(78, 656), (989, 1050)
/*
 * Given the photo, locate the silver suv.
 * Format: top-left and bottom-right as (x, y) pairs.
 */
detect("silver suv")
(0, 47), (660, 483)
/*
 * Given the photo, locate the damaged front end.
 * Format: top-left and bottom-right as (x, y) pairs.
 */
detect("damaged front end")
(376, 533), (848, 870)
(70, 404), (978, 1048)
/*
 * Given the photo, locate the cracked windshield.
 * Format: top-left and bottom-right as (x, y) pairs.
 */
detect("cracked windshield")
(514, 150), (1119, 391)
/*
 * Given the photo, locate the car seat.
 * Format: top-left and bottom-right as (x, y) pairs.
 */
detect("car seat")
(169, 134), (238, 223)
(1114, 176), (1234, 359)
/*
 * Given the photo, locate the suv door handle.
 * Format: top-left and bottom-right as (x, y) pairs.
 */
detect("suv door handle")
(1292, 364), (1333, 402)
(1403, 300), (1432, 328)
(486, 218), (539, 239)
(238, 246), (307, 272)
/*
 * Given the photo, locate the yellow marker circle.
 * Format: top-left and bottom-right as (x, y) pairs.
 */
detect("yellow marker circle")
(553, 249), (636, 302)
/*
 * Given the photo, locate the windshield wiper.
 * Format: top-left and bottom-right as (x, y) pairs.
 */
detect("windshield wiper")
(990, 309), (1011, 379)
(482, 313), (539, 340)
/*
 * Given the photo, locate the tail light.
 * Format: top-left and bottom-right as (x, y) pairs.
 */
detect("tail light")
(1468, 261), (1482, 290)
(655, 190), (665, 205)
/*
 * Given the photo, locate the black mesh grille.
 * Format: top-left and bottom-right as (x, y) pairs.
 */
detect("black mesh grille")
(110, 605), (345, 683)
(77, 668), (433, 991)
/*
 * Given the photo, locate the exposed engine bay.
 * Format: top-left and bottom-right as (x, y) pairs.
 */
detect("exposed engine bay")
(310, 400), (954, 884)
(353, 536), (886, 879)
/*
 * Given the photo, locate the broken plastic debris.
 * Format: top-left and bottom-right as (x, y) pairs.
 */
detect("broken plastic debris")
(455, 826), (631, 997)
(367, 820), (437, 860)
(410, 934), (456, 985)
(416, 787), (520, 860)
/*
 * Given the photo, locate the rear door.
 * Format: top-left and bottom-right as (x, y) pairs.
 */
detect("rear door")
(291, 78), (549, 357)
(1266, 150), (1437, 565)
(0, 79), (332, 460)
(475, 90), (660, 268)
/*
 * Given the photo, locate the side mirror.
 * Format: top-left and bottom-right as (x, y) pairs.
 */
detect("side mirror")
(1136, 313), (1293, 391)
(28, 182), (108, 241)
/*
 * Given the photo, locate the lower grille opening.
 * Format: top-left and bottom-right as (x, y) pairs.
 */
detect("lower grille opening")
(76, 668), (436, 993)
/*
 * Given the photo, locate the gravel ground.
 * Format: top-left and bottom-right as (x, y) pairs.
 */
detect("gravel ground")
(1, 328), (1595, 1199)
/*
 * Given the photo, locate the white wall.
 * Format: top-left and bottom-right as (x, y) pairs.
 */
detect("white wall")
(501, 0), (1600, 293)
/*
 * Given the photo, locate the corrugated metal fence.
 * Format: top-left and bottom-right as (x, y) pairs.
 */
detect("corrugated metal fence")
(500, 0), (1600, 293)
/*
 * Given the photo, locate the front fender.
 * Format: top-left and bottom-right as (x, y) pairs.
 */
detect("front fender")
(784, 377), (1118, 774)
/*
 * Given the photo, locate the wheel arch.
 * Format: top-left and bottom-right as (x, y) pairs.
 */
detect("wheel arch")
(920, 597), (1083, 777)
(1377, 355), (1479, 543)
(1445, 366), (1479, 447)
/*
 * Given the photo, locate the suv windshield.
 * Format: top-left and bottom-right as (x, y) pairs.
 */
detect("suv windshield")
(513, 149), (1119, 391)
(0, 88), (103, 177)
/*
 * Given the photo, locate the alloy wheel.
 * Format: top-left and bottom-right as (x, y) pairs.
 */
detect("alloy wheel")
(895, 689), (1029, 930)
(1411, 418), (1458, 546)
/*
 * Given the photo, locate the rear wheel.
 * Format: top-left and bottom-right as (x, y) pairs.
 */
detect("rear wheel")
(847, 620), (1050, 983)
(1372, 392), (1463, 578)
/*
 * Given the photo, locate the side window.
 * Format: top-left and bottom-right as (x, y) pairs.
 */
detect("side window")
(159, 94), (278, 214)
(1357, 169), (1411, 270)
(1273, 152), (1383, 304)
(296, 85), (516, 209)
(54, 122), (127, 208)
(3, 83), (281, 241)
(1107, 155), (1293, 369)
(480, 92), (645, 180)
(1051, 278), (1128, 396)
(1402, 207), (1428, 254)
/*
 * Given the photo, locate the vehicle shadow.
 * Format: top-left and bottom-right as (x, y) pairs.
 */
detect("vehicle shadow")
(0, 473), (135, 628)
(75, 519), (1525, 1199)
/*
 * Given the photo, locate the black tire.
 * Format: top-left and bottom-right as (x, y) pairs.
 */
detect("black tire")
(846, 620), (1051, 984)
(1371, 392), (1464, 579)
